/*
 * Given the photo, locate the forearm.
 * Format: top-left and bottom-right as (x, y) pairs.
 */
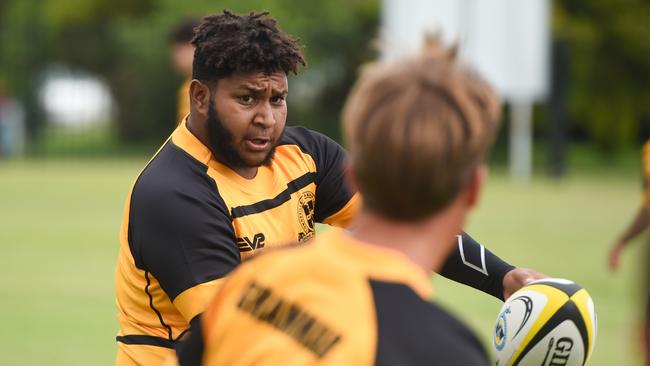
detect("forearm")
(618, 206), (650, 245)
(439, 232), (514, 301)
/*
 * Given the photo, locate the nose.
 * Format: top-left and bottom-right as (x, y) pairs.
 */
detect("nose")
(253, 102), (275, 128)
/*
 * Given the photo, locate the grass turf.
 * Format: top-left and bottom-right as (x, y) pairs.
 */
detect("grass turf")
(0, 158), (645, 365)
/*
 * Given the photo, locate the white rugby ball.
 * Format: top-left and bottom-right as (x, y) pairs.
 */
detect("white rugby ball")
(493, 278), (597, 366)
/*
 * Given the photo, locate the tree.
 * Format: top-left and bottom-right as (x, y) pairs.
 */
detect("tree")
(554, 0), (650, 151)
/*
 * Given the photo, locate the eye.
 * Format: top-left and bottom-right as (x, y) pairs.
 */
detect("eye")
(239, 95), (254, 104)
(271, 95), (286, 105)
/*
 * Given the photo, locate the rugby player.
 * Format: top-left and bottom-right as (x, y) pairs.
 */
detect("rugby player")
(114, 11), (542, 365)
(176, 36), (499, 365)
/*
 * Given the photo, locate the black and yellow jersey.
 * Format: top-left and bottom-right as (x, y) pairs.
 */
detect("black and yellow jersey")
(115, 120), (359, 365)
(175, 229), (490, 366)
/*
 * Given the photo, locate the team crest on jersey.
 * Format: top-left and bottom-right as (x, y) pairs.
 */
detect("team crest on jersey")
(297, 191), (315, 241)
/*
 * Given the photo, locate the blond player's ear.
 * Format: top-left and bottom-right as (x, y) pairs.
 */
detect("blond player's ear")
(343, 158), (359, 193)
(189, 80), (211, 117)
(464, 165), (487, 209)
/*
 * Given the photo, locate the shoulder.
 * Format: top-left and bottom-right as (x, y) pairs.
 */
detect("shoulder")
(643, 140), (650, 162)
(371, 280), (489, 366)
(132, 140), (225, 211)
(225, 237), (360, 297)
(280, 126), (344, 158)
(128, 140), (233, 264)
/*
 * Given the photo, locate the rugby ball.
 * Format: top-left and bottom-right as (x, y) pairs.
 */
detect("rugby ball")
(492, 278), (597, 366)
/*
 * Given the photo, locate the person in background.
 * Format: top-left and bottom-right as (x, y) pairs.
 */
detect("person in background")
(609, 140), (650, 271)
(0, 80), (25, 158)
(169, 18), (199, 123)
(609, 139), (650, 365)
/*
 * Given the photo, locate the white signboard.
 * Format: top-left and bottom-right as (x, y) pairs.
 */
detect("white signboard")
(381, 0), (550, 178)
(381, 0), (550, 102)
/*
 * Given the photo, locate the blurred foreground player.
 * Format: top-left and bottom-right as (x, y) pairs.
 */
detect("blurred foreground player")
(175, 39), (501, 365)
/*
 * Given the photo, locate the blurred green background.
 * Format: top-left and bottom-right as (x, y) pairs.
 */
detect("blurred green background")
(1, 0), (649, 364)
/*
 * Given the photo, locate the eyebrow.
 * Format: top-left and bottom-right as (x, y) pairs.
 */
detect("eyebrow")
(237, 85), (288, 95)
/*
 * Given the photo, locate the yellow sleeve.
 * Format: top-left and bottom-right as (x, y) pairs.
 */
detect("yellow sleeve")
(172, 278), (226, 322)
(322, 193), (362, 228)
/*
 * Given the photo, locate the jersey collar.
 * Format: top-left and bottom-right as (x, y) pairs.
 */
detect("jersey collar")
(171, 119), (280, 195)
(324, 230), (434, 300)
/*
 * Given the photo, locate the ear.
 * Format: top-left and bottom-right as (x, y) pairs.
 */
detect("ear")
(189, 80), (211, 117)
(463, 165), (487, 209)
(343, 158), (359, 193)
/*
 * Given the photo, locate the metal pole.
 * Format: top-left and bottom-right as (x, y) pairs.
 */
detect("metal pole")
(509, 101), (533, 180)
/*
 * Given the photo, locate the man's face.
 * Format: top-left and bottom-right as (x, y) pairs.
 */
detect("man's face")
(207, 71), (288, 169)
(170, 43), (194, 77)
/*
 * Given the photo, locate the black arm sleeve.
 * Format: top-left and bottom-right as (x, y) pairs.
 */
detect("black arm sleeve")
(176, 315), (204, 366)
(439, 232), (515, 301)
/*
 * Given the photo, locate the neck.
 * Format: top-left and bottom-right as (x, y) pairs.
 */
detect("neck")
(186, 114), (258, 179)
(186, 113), (210, 149)
(231, 166), (258, 180)
(348, 206), (464, 273)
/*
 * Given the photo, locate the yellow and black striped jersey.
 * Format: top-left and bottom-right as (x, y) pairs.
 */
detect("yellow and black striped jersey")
(175, 229), (490, 365)
(115, 120), (359, 365)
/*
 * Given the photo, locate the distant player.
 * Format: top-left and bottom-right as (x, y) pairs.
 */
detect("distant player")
(174, 38), (502, 365)
(609, 139), (650, 365)
(169, 18), (198, 122)
(609, 140), (650, 271)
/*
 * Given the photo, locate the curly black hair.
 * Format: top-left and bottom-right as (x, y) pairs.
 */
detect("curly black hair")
(191, 10), (306, 83)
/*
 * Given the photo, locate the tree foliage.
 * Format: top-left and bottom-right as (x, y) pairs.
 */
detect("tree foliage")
(2, 0), (647, 152)
(0, 0), (379, 144)
(553, 0), (650, 151)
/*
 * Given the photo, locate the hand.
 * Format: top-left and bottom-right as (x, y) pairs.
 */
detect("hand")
(608, 241), (625, 272)
(502, 267), (547, 300)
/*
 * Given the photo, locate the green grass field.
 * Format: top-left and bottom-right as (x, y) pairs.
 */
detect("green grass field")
(0, 157), (646, 365)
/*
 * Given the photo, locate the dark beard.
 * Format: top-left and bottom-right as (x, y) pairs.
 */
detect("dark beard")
(206, 99), (279, 169)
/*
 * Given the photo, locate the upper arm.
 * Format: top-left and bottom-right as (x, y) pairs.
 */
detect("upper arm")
(129, 172), (241, 320)
(287, 128), (358, 225)
(321, 193), (361, 227)
(642, 141), (650, 207)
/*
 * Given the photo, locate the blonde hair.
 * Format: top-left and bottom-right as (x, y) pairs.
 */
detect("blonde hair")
(342, 38), (501, 220)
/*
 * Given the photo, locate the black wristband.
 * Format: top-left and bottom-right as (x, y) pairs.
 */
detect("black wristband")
(439, 232), (515, 301)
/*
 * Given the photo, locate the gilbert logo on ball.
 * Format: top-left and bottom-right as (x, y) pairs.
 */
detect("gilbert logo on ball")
(492, 278), (597, 366)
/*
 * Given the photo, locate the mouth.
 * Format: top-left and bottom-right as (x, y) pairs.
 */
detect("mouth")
(244, 137), (271, 152)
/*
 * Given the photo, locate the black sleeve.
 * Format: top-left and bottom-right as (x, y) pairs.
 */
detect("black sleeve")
(371, 280), (490, 365)
(176, 315), (204, 366)
(129, 143), (242, 301)
(283, 127), (355, 222)
(439, 232), (515, 301)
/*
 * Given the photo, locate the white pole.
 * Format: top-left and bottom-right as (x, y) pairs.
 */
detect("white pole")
(509, 101), (533, 180)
